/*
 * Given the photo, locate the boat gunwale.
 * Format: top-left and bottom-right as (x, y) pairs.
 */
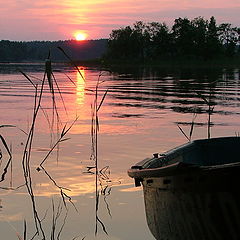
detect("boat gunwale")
(128, 161), (240, 179)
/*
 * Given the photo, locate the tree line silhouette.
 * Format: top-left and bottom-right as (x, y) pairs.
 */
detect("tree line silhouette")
(1, 17), (239, 63)
(107, 16), (240, 62)
(0, 39), (107, 62)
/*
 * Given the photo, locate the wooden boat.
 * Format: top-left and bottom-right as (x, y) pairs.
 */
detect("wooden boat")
(128, 136), (240, 240)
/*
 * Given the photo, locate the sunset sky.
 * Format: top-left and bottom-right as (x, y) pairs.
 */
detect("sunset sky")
(1, 0), (240, 41)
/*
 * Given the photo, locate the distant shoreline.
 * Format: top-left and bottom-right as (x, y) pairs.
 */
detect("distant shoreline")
(102, 56), (240, 69)
(1, 57), (240, 69)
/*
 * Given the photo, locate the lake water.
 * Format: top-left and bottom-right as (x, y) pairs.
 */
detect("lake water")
(0, 63), (240, 240)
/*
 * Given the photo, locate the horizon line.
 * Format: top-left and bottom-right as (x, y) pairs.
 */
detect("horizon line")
(0, 38), (109, 42)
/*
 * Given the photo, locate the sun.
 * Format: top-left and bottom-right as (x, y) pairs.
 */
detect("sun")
(74, 31), (87, 41)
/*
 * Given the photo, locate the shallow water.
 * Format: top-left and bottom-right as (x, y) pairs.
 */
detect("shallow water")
(0, 63), (240, 239)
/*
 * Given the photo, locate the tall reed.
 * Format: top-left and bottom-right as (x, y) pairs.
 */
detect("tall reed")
(91, 75), (109, 236)
(58, 46), (110, 236)
(196, 92), (214, 139)
(19, 53), (79, 239)
(177, 111), (197, 142)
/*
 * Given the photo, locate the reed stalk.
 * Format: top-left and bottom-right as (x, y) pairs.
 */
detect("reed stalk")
(19, 53), (79, 239)
(57, 46), (110, 236)
(177, 111), (197, 142)
(196, 92), (214, 139)
(91, 74), (109, 236)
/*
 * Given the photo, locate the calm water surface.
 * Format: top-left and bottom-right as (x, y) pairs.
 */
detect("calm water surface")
(0, 63), (240, 239)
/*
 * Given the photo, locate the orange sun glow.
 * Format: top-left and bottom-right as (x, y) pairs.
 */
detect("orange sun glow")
(74, 32), (87, 41)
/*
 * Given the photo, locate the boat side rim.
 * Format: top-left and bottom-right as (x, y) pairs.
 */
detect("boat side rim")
(128, 161), (240, 179)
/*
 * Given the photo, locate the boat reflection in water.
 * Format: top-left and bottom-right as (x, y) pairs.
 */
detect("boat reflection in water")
(128, 136), (240, 240)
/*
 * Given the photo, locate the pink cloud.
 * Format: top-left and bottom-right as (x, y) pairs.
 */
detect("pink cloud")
(1, 0), (240, 41)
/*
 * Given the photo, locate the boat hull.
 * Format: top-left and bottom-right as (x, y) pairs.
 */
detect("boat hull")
(142, 166), (240, 240)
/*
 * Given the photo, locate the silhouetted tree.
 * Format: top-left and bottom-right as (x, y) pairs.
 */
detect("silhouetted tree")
(107, 17), (240, 62)
(191, 17), (208, 58)
(146, 22), (173, 59)
(132, 21), (149, 59)
(108, 26), (134, 59)
(218, 23), (239, 56)
(205, 16), (221, 59)
(172, 17), (195, 57)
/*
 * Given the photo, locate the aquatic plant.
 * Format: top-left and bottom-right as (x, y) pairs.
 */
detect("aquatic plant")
(196, 79), (217, 139)
(0, 44), (114, 239)
(59, 46), (111, 236)
(17, 53), (80, 239)
(90, 73), (109, 235)
(177, 80), (216, 141)
(177, 111), (197, 142)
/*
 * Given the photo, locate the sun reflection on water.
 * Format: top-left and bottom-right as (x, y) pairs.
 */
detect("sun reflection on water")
(76, 67), (85, 105)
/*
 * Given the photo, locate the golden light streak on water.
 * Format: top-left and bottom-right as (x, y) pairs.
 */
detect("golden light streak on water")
(76, 67), (85, 105)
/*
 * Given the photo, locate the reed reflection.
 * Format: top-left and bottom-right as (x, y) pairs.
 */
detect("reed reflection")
(76, 67), (85, 105)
